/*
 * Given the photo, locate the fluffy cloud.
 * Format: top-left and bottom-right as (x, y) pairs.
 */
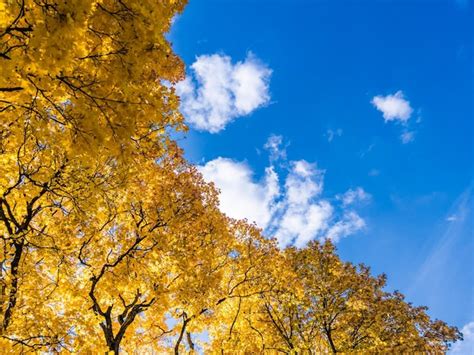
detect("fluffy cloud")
(198, 157), (279, 228)
(273, 161), (332, 247)
(371, 91), (413, 123)
(450, 321), (474, 354)
(326, 211), (366, 243)
(372, 91), (420, 143)
(176, 53), (272, 133)
(198, 146), (368, 248)
(338, 187), (371, 206)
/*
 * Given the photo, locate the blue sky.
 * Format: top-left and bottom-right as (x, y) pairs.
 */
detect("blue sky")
(169, 0), (473, 351)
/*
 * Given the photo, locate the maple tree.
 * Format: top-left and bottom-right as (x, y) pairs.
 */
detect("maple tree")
(208, 241), (461, 353)
(0, 0), (462, 353)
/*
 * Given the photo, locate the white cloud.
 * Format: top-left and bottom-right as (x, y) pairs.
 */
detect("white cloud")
(176, 53), (271, 133)
(326, 211), (366, 243)
(276, 200), (333, 248)
(446, 214), (459, 222)
(450, 321), (474, 354)
(326, 128), (343, 142)
(400, 130), (415, 144)
(264, 134), (287, 162)
(284, 161), (324, 204)
(199, 144), (368, 248)
(198, 157), (279, 228)
(371, 91), (413, 123)
(273, 161), (331, 248)
(338, 187), (371, 206)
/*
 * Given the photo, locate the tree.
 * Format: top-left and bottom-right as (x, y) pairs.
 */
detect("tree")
(0, 0), (462, 353)
(1, 0), (188, 351)
(209, 241), (461, 353)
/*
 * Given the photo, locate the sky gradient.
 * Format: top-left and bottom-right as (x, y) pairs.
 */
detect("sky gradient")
(169, 0), (473, 352)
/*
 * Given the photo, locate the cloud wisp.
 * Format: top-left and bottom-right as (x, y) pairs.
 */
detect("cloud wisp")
(400, 130), (416, 144)
(199, 136), (369, 248)
(337, 187), (371, 206)
(176, 53), (272, 133)
(264, 134), (288, 162)
(414, 186), (472, 284)
(326, 128), (343, 142)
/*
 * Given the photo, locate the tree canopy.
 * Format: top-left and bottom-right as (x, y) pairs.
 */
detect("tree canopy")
(0, 0), (462, 353)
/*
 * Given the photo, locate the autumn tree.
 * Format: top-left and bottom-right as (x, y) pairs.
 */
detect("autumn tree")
(0, 0), (463, 353)
(61, 152), (241, 353)
(1, 0), (187, 350)
(211, 241), (461, 353)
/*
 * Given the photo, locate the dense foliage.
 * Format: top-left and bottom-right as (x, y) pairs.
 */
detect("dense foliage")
(0, 0), (461, 353)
